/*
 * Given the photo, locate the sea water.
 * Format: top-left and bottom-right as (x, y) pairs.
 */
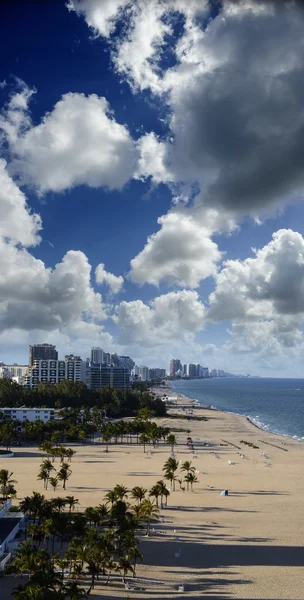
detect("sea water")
(171, 378), (304, 441)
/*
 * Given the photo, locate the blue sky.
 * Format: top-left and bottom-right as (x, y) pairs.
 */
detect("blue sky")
(1, 0), (304, 376)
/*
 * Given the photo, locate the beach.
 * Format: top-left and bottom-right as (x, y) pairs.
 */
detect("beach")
(2, 393), (304, 599)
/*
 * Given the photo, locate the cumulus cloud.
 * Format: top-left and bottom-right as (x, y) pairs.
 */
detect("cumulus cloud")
(1, 84), (137, 194)
(0, 239), (107, 333)
(136, 132), (172, 184)
(67, 0), (130, 37)
(95, 263), (124, 294)
(114, 289), (205, 345)
(208, 229), (304, 323)
(129, 208), (224, 288)
(71, 0), (304, 218)
(0, 159), (41, 246)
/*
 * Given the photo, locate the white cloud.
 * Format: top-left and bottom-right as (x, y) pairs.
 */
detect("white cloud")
(0, 159), (41, 246)
(114, 289), (205, 345)
(208, 229), (304, 323)
(0, 239), (107, 333)
(1, 85), (137, 194)
(129, 209), (223, 288)
(95, 263), (124, 294)
(70, 0), (304, 218)
(136, 132), (172, 184)
(66, 0), (130, 37)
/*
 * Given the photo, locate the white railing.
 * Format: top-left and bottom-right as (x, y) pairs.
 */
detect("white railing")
(0, 498), (12, 518)
(0, 553), (12, 572)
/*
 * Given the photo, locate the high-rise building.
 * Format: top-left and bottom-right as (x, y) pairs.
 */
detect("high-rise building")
(170, 359), (182, 377)
(90, 347), (105, 364)
(112, 354), (135, 371)
(139, 366), (149, 381)
(29, 344), (58, 366)
(24, 356), (86, 388)
(188, 363), (197, 377)
(88, 363), (130, 390)
(149, 368), (166, 380)
(64, 355), (87, 382)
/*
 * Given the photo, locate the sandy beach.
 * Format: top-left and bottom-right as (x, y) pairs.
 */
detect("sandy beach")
(2, 393), (304, 599)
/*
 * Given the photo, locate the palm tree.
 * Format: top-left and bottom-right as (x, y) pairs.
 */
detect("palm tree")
(49, 476), (59, 492)
(163, 457), (179, 491)
(104, 489), (117, 507)
(57, 462), (71, 490)
(13, 582), (44, 600)
(0, 468), (17, 500)
(184, 472), (198, 491)
(20, 492), (45, 524)
(116, 556), (135, 583)
(41, 519), (57, 553)
(162, 487), (170, 506)
(180, 460), (195, 475)
(97, 503), (108, 524)
(163, 457), (179, 472)
(155, 480), (169, 506)
(167, 433), (177, 452)
(102, 430), (111, 452)
(66, 495), (79, 513)
(131, 486), (147, 505)
(37, 466), (49, 490)
(149, 484), (161, 507)
(140, 499), (159, 536)
(113, 484), (128, 501)
(51, 497), (67, 513)
(139, 432), (150, 453)
(126, 545), (143, 576)
(84, 507), (100, 527)
(86, 546), (105, 593)
(14, 541), (50, 576)
(66, 448), (76, 462)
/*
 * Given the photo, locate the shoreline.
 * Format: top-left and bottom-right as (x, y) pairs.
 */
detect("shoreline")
(153, 385), (303, 443)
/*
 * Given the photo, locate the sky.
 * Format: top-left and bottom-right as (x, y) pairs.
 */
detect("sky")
(1, 0), (304, 377)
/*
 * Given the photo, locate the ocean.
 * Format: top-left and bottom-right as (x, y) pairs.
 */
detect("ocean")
(171, 378), (304, 441)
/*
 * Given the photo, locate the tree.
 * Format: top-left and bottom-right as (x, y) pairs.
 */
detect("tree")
(167, 433), (177, 452)
(162, 458), (179, 491)
(113, 484), (128, 501)
(0, 468), (17, 500)
(155, 480), (169, 507)
(57, 463), (71, 490)
(102, 430), (111, 452)
(65, 495), (79, 514)
(149, 484), (161, 507)
(116, 556), (135, 583)
(180, 460), (195, 475)
(131, 486), (147, 505)
(184, 472), (198, 491)
(104, 489), (117, 507)
(139, 432), (150, 453)
(49, 477), (59, 492)
(140, 499), (159, 536)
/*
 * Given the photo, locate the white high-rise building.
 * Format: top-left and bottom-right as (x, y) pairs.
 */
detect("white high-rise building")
(24, 356), (86, 388)
(91, 347), (105, 364)
(139, 366), (150, 381)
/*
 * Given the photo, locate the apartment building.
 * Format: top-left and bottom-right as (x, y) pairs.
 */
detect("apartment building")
(24, 355), (86, 388)
(1, 407), (56, 422)
(88, 363), (130, 390)
(29, 343), (58, 366)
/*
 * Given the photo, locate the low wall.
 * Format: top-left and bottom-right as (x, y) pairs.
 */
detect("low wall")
(0, 498), (12, 518)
